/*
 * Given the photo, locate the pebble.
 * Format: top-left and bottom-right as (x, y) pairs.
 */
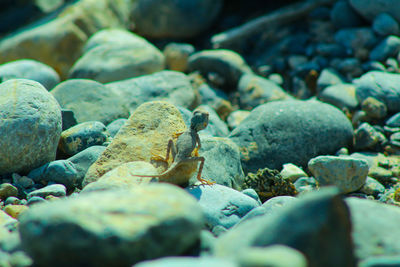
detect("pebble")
(163, 42), (195, 72)
(359, 177), (385, 196)
(27, 184), (66, 200)
(106, 118), (127, 137)
(59, 121), (109, 156)
(4, 197), (20, 206)
(0, 59), (60, 90)
(51, 79), (130, 125)
(334, 27), (377, 53)
(229, 100), (354, 172)
(361, 97), (387, 120)
(0, 184), (18, 201)
(369, 35), (400, 61)
(386, 112), (400, 127)
(293, 177), (318, 194)
(360, 256), (400, 267)
(19, 184), (204, 267)
(26, 196), (46, 206)
(318, 83), (359, 111)
(316, 68), (345, 93)
(354, 122), (387, 150)
(308, 155), (369, 193)
(372, 13), (400, 36)
(0, 79), (62, 175)
(349, 0), (400, 22)
(280, 163), (308, 183)
(4, 205), (28, 219)
(226, 110), (250, 130)
(330, 1), (363, 29)
(134, 257), (237, 267)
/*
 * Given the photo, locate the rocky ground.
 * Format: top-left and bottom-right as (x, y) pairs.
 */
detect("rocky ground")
(1, 0), (400, 266)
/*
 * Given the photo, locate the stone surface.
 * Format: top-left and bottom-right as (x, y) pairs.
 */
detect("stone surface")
(316, 68), (345, 94)
(214, 188), (355, 267)
(361, 97), (387, 120)
(106, 71), (196, 112)
(369, 35), (400, 61)
(4, 205), (28, 219)
(59, 121), (109, 156)
(229, 100), (354, 173)
(68, 29), (165, 83)
(372, 13), (400, 36)
(354, 71), (400, 113)
(318, 83), (359, 111)
(280, 163), (308, 183)
(308, 155), (369, 193)
(226, 110), (250, 130)
(349, 0), (400, 22)
(0, 184), (18, 201)
(359, 177), (385, 196)
(187, 184), (260, 230)
(237, 74), (291, 110)
(134, 257), (237, 267)
(196, 105), (229, 137)
(83, 101), (187, 186)
(163, 42), (195, 72)
(335, 27), (377, 53)
(330, 1), (363, 29)
(131, 0), (223, 39)
(107, 118), (127, 137)
(19, 183), (204, 267)
(0, 79), (62, 175)
(188, 49), (253, 90)
(0, 59), (60, 89)
(51, 79), (130, 125)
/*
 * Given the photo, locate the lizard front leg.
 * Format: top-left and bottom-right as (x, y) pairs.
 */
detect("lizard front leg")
(151, 139), (176, 163)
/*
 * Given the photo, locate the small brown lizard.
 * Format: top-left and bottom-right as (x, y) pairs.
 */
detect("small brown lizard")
(134, 109), (214, 186)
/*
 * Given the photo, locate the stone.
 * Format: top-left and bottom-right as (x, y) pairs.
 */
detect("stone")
(27, 160), (79, 191)
(4, 197), (20, 206)
(26, 184), (66, 199)
(354, 71), (400, 113)
(361, 97), (387, 120)
(0, 184), (18, 201)
(134, 257), (237, 267)
(163, 43), (195, 72)
(51, 79), (130, 125)
(106, 118), (127, 137)
(316, 68), (345, 93)
(61, 109), (78, 131)
(280, 163), (308, 183)
(196, 105), (229, 137)
(237, 74), (291, 110)
(27, 196), (46, 206)
(214, 188), (355, 267)
(315, 43), (348, 58)
(359, 256), (400, 267)
(59, 121), (109, 156)
(349, 0), (400, 22)
(354, 122), (386, 150)
(359, 177), (385, 196)
(372, 13), (400, 36)
(229, 100), (354, 173)
(68, 30), (165, 83)
(330, 1), (363, 28)
(188, 49), (253, 90)
(106, 71), (196, 112)
(0, 79), (62, 175)
(68, 146), (106, 188)
(83, 101), (186, 186)
(369, 35), (400, 61)
(131, 0), (223, 39)
(318, 83), (359, 111)
(4, 205), (28, 219)
(226, 110), (250, 130)
(308, 155), (369, 193)
(0, 59), (60, 90)
(386, 112), (400, 127)
(187, 184), (260, 230)
(19, 184), (204, 267)
(335, 28), (377, 52)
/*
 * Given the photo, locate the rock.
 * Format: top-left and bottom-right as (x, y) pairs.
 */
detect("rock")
(354, 71), (400, 113)
(51, 79), (130, 125)
(334, 58), (364, 78)
(330, 1), (363, 28)
(196, 84), (232, 121)
(335, 27), (377, 53)
(59, 121), (109, 156)
(0, 184), (18, 201)
(346, 197), (400, 260)
(27, 184), (66, 199)
(68, 30), (165, 83)
(4, 205), (28, 219)
(0, 59), (60, 89)
(369, 35), (400, 61)
(163, 43), (195, 72)
(308, 155), (369, 193)
(227, 110), (250, 130)
(27, 196), (46, 206)
(19, 183), (204, 267)
(131, 0), (223, 39)
(188, 49), (253, 90)
(315, 43), (348, 58)
(359, 256), (400, 267)
(83, 101), (186, 186)
(81, 161), (158, 193)
(134, 257), (237, 267)
(316, 68), (345, 93)
(359, 177), (385, 196)
(362, 61), (386, 72)
(280, 163), (307, 183)
(214, 188), (355, 267)
(318, 83), (359, 111)
(196, 106), (229, 137)
(349, 0), (400, 22)
(106, 70), (196, 111)
(361, 97), (387, 120)
(68, 146), (106, 188)
(0, 79), (62, 175)
(187, 184), (260, 230)
(0, 209), (17, 231)
(12, 174), (34, 189)
(386, 112), (400, 127)
(4, 197), (20, 206)
(106, 118), (127, 137)
(61, 109), (78, 130)
(27, 160), (79, 191)
(237, 74), (291, 110)
(354, 122), (386, 150)
(372, 13), (400, 36)
(229, 100), (354, 173)
(237, 245), (307, 267)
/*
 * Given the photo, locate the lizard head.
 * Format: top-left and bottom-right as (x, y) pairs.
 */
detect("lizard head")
(190, 109), (209, 132)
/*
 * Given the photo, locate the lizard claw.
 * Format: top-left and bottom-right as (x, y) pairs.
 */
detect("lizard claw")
(172, 132), (184, 139)
(197, 177), (215, 186)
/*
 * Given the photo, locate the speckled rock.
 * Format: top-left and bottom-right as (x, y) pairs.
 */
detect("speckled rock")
(229, 100), (354, 173)
(188, 49), (253, 90)
(0, 59), (59, 90)
(26, 184), (66, 200)
(349, 0), (400, 22)
(237, 74), (291, 110)
(318, 83), (359, 111)
(106, 71), (196, 112)
(187, 184), (259, 230)
(131, 0), (223, 39)
(0, 79), (62, 175)
(354, 71), (400, 113)
(308, 155), (369, 193)
(51, 79), (130, 125)
(83, 101), (187, 186)
(19, 183), (204, 267)
(59, 121), (109, 156)
(163, 43), (195, 72)
(107, 118), (127, 137)
(68, 29), (165, 83)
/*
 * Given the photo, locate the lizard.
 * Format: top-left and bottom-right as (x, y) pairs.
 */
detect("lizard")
(133, 109), (214, 186)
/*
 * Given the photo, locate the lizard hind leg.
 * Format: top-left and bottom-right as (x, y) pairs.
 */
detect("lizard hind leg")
(195, 156), (215, 186)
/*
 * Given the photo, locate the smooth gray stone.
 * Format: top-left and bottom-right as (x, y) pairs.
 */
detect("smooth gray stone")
(372, 13), (400, 36)
(330, 1), (363, 28)
(26, 184), (66, 199)
(106, 118), (127, 137)
(134, 257), (237, 267)
(316, 68), (345, 93)
(369, 35), (400, 61)
(319, 83), (359, 111)
(335, 27), (377, 52)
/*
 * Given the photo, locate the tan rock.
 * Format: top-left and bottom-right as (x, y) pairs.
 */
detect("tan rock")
(4, 205), (29, 219)
(82, 101), (186, 186)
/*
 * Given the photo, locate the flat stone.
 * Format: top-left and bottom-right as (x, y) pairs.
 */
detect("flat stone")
(0, 184), (18, 201)
(134, 256), (237, 267)
(318, 83), (359, 111)
(369, 35), (400, 61)
(26, 184), (66, 199)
